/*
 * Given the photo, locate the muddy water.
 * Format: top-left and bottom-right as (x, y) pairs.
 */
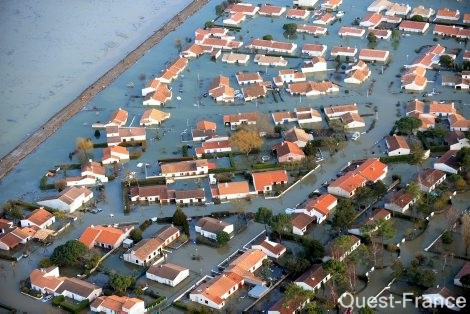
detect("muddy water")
(0, 0), (469, 311)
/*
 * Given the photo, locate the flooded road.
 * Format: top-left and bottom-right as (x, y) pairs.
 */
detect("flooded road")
(0, 0), (469, 312)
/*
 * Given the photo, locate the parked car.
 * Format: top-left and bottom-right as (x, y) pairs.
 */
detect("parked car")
(41, 295), (53, 303)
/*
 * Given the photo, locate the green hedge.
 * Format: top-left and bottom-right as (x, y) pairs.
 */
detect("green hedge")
(39, 176), (55, 190)
(146, 296), (167, 309)
(54, 164), (81, 170)
(156, 217), (173, 223)
(196, 235), (221, 248)
(379, 155), (414, 163)
(430, 145), (450, 153)
(208, 167), (235, 174)
(211, 211), (230, 218)
(158, 156), (194, 163)
(93, 142), (108, 148)
(252, 163), (283, 171)
(59, 299), (90, 313)
(172, 301), (188, 310)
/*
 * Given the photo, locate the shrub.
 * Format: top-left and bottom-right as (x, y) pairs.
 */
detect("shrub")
(52, 295), (65, 306)
(442, 230), (453, 244)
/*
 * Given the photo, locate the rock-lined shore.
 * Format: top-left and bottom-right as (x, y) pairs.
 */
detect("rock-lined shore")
(0, 0), (210, 180)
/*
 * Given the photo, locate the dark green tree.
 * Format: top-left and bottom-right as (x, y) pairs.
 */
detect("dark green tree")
(410, 15), (425, 22)
(395, 116), (422, 134)
(263, 34), (273, 40)
(439, 55), (454, 68)
(255, 207), (273, 224)
(282, 23), (297, 35)
(110, 274), (134, 294)
(216, 231), (230, 245)
(332, 199), (356, 230)
(50, 240), (88, 267)
(173, 208), (190, 235)
(130, 228), (143, 242)
(367, 32), (377, 43)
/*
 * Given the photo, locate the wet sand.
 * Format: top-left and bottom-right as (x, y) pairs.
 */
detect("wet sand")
(0, 0), (209, 180)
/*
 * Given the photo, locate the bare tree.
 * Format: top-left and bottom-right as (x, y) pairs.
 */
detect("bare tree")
(76, 137), (93, 163)
(54, 179), (67, 191)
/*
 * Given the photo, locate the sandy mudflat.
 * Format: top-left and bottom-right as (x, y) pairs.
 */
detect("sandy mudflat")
(0, 0), (191, 157)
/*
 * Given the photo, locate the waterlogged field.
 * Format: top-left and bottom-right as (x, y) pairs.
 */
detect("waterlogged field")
(0, 0), (469, 312)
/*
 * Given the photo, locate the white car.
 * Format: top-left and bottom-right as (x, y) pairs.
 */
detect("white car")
(41, 295), (53, 303)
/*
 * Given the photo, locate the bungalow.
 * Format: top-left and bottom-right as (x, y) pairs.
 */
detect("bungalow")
(37, 186), (93, 213)
(368, 28), (392, 39)
(154, 225), (181, 247)
(236, 72), (263, 85)
(79, 225), (133, 249)
(272, 111), (297, 126)
(172, 189), (206, 204)
(272, 141), (305, 163)
(139, 108), (170, 126)
(146, 263), (189, 287)
(268, 297), (308, 314)
(323, 235), (361, 262)
(434, 150), (460, 174)
(360, 13), (383, 28)
(225, 249), (267, 285)
(465, 14), (470, 25)
(195, 217), (234, 240)
(160, 159), (209, 178)
(293, 0), (318, 8)
(328, 171), (367, 198)
(386, 135), (410, 156)
(211, 181), (251, 200)
(102, 146), (130, 165)
(340, 112), (366, 129)
(433, 25), (470, 40)
(405, 44), (444, 68)
(401, 67), (427, 91)
(273, 69), (306, 87)
(226, 3), (259, 16)
(224, 112), (258, 129)
(252, 170), (288, 194)
(65, 160), (108, 187)
(242, 83), (268, 101)
(321, 0), (342, 10)
(123, 238), (163, 266)
(410, 6), (435, 19)
(296, 193), (338, 224)
(295, 264), (331, 291)
(103, 108), (128, 127)
(344, 61), (371, 84)
(313, 13), (335, 25)
(222, 52), (250, 65)
(385, 3), (410, 16)
(286, 8), (310, 20)
(330, 46), (357, 58)
(429, 101), (456, 117)
(398, 20), (429, 33)
(292, 213), (315, 235)
(302, 44), (327, 57)
(435, 8), (460, 21)
(106, 126), (146, 147)
(195, 137), (232, 157)
(416, 168), (446, 193)
(295, 107), (322, 124)
(246, 39), (297, 54)
(284, 127), (312, 148)
(142, 80), (172, 105)
(90, 295), (145, 314)
(157, 58), (187, 84)
(301, 57), (327, 73)
(0, 227), (31, 251)
(454, 262), (470, 287)
(339, 27), (366, 38)
(254, 54), (288, 67)
(449, 114), (470, 132)
(223, 12), (246, 26)
(408, 113), (435, 131)
(384, 189), (415, 213)
(287, 81), (339, 96)
(197, 37), (243, 50)
(197, 120), (217, 132)
(258, 5), (286, 17)
(129, 185), (170, 203)
(406, 99), (424, 115)
(421, 287), (461, 311)
(367, 0), (392, 13)
(251, 237), (286, 259)
(209, 75), (235, 103)
(181, 44), (208, 59)
(324, 104), (358, 119)
(355, 158), (388, 182)
(297, 25), (328, 36)
(192, 129), (217, 142)
(359, 48), (389, 62)
(31, 267), (102, 301)
(189, 273), (244, 310)
(445, 131), (470, 150)
(20, 208), (55, 229)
